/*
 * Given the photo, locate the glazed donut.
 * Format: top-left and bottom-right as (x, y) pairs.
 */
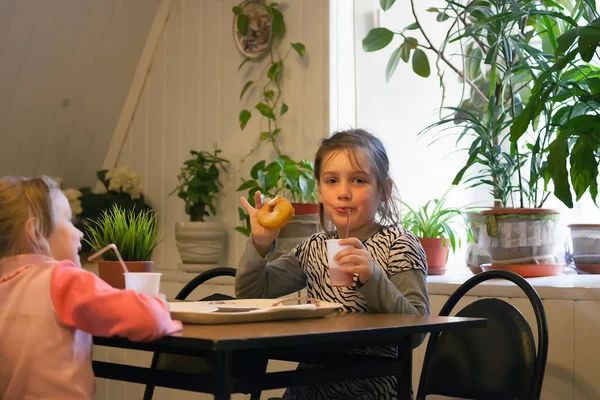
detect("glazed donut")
(257, 197), (295, 230)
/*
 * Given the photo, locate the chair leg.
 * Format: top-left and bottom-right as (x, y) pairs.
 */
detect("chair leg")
(143, 352), (161, 400)
(249, 356), (269, 400)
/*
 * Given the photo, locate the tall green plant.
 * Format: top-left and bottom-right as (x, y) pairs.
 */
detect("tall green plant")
(84, 204), (161, 261)
(510, 17), (600, 208)
(363, 0), (597, 209)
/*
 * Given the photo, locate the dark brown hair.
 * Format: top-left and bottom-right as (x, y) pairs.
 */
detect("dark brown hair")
(0, 175), (59, 258)
(314, 128), (401, 235)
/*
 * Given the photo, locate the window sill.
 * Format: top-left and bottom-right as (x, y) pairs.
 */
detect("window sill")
(427, 273), (600, 301)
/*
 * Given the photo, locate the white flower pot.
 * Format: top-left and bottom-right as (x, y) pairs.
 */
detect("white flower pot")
(175, 221), (227, 264)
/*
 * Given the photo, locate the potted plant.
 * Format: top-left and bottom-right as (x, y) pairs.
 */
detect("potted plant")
(62, 167), (152, 258)
(401, 190), (473, 275)
(236, 155), (319, 259)
(85, 204), (161, 289)
(170, 148), (229, 266)
(363, 0), (596, 274)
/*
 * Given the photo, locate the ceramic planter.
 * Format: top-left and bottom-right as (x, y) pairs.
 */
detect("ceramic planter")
(98, 260), (154, 289)
(175, 220), (227, 267)
(568, 224), (600, 267)
(465, 211), (491, 272)
(418, 237), (450, 275)
(480, 208), (560, 265)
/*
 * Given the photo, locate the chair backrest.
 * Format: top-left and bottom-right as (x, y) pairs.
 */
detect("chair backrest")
(417, 270), (548, 400)
(175, 267), (236, 300)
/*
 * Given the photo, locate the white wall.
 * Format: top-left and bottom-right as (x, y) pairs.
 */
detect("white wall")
(0, 0), (158, 188)
(114, 0), (330, 271)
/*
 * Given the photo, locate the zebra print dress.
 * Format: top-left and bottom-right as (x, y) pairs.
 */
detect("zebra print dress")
(282, 225), (427, 400)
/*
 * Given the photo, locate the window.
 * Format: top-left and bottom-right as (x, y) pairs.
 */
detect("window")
(329, 0), (599, 273)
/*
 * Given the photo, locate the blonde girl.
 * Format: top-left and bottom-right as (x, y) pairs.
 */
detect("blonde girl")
(0, 176), (181, 400)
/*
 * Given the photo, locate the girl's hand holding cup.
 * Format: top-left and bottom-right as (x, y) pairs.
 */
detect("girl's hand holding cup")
(239, 191), (280, 257)
(335, 238), (376, 284)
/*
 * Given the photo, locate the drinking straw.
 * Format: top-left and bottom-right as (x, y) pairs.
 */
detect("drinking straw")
(88, 244), (129, 273)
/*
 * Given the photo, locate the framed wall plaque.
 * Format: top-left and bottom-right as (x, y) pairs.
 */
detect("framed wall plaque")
(233, 0), (273, 59)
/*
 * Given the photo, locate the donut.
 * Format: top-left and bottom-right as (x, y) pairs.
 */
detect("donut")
(257, 197), (295, 230)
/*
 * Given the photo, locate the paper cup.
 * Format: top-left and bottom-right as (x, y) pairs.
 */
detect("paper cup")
(325, 239), (354, 287)
(124, 272), (162, 296)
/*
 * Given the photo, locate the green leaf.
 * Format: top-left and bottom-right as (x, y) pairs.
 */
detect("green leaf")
(271, 8), (285, 39)
(404, 22), (419, 31)
(280, 103), (289, 116)
(250, 160), (266, 179)
(232, 6), (243, 16)
(263, 90), (274, 99)
(239, 109), (251, 130)
(255, 103), (276, 119)
(465, 47), (482, 81)
(578, 35), (599, 62)
(436, 12), (450, 22)
(547, 134), (573, 208)
(556, 29), (577, 55)
(385, 46), (403, 82)
(412, 48), (430, 77)
(235, 226), (251, 237)
(362, 28), (395, 52)
(406, 37), (418, 49)
(570, 136), (598, 201)
(237, 14), (249, 36)
(240, 80), (253, 100)
(379, 0), (396, 11)
(267, 61), (282, 81)
(260, 131), (271, 141)
(238, 207), (247, 221)
(400, 42), (410, 62)
(236, 180), (257, 192)
(291, 42), (306, 57)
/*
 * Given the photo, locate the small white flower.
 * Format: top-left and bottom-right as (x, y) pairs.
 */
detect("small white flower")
(105, 167), (144, 198)
(63, 189), (83, 219)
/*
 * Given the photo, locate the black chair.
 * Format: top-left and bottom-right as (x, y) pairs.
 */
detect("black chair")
(143, 267), (266, 400)
(416, 270), (548, 400)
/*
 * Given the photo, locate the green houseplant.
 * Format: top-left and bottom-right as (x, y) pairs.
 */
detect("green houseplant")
(171, 148), (230, 266)
(363, 0), (597, 272)
(232, 0), (320, 258)
(85, 204), (161, 288)
(402, 190), (473, 275)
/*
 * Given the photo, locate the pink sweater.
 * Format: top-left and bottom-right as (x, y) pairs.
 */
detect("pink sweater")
(0, 254), (182, 400)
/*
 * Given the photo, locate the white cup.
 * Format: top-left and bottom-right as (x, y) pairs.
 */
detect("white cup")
(325, 239), (354, 287)
(124, 272), (162, 296)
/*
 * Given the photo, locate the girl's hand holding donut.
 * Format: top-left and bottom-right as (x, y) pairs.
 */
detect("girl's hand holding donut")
(239, 192), (294, 257)
(335, 238), (376, 284)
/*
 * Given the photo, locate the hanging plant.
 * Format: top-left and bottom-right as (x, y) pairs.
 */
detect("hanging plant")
(232, 0), (315, 236)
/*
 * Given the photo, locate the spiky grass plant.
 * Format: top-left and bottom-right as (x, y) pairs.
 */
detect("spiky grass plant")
(84, 204), (161, 261)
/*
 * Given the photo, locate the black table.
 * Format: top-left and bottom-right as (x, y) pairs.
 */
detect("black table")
(93, 312), (485, 399)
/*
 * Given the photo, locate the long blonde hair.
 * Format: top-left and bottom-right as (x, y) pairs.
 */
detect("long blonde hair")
(314, 129), (401, 235)
(0, 176), (59, 258)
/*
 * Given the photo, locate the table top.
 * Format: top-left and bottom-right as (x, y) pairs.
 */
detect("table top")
(94, 312), (485, 352)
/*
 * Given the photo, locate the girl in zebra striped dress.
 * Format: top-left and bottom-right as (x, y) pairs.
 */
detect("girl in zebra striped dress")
(236, 128), (430, 400)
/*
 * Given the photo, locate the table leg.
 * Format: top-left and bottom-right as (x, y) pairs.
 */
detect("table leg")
(397, 337), (413, 400)
(214, 351), (233, 400)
